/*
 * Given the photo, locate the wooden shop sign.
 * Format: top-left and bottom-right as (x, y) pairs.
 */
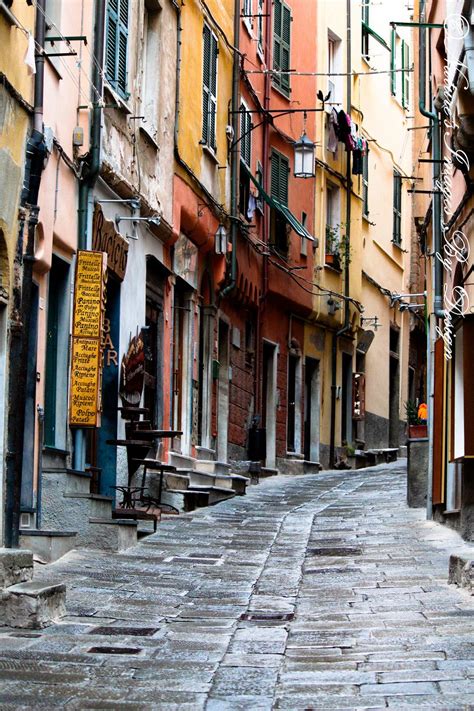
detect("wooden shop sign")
(92, 203), (129, 281)
(70, 250), (107, 427)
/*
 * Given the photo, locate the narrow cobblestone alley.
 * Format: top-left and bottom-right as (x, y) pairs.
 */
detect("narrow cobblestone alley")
(1, 461), (473, 710)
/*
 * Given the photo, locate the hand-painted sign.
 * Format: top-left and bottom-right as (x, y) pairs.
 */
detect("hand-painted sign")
(70, 250), (107, 427)
(92, 203), (129, 281)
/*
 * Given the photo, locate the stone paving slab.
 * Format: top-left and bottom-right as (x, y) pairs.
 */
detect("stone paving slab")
(0, 461), (473, 707)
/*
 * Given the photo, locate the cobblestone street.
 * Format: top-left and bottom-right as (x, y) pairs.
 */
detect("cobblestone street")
(1, 461), (474, 709)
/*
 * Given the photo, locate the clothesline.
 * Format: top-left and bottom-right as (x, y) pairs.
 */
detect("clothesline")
(243, 67), (414, 77)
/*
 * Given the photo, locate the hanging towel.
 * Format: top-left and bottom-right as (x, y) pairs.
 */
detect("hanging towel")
(247, 192), (257, 221)
(24, 32), (36, 75)
(327, 109), (339, 153)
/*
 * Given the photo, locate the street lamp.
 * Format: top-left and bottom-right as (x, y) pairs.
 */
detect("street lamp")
(294, 111), (315, 178)
(294, 130), (315, 178)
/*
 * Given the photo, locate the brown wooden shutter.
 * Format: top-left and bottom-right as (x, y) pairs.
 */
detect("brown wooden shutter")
(463, 316), (474, 458)
(433, 337), (444, 505)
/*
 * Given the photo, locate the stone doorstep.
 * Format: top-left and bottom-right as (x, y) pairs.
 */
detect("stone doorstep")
(0, 580), (66, 629)
(19, 530), (78, 564)
(0, 549), (34, 589)
(448, 553), (474, 593)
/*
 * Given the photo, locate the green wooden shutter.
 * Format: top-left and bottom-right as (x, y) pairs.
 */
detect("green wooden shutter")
(240, 105), (251, 166)
(271, 151), (289, 205)
(402, 40), (409, 108)
(273, 0), (291, 97)
(202, 24), (211, 146)
(105, 0), (129, 98)
(362, 152), (369, 217)
(280, 4), (291, 94)
(202, 25), (218, 149)
(390, 29), (396, 95)
(393, 170), (401, 244)
(105, 1), (118, 86)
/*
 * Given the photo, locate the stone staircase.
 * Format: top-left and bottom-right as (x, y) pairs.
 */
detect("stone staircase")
(21, 466), (137, 560)
(159, 453), (250, 513)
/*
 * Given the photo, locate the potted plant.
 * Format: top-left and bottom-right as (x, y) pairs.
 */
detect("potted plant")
(404, 400), (428, 439)
(325, 225), (341, 268)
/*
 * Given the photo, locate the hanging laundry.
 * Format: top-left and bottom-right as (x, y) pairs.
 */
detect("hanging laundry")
(24, 32), (36, 75)
(247, 192), (257, 221)
(327, 109), (339, 153)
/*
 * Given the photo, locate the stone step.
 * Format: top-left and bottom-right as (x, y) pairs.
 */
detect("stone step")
(64, 493), (113, 519)
(260, 467), (278, 478)
(398, 445), (408, 457)
(187, 470), (216, 488)
(0, 580), (66, 629)
(168, 451), (195, 470)
(196, 459), (232, 475)
(303, 460), (322, 474)
(214, 473), (250, 494)
(195, 446), (216, 461)
(19, 530), (77, 564)
(65, 468), (94, 494)
(0, 549), (33, 589)
(164, 472), (191, 491)
(190, 485), (236, 505)
(280, 459), (321, 475)
(160, 488), (210, 513)
(87, 518), (138, 552)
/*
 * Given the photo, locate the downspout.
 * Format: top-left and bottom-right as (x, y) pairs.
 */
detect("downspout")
(330, 0), (352, 468)
(73, 0), (105, 470)
(220, 0), (240, 298)
(4, 0), (46, 547)
(419, 0), (443, 520)
(256, 0), (272, 419)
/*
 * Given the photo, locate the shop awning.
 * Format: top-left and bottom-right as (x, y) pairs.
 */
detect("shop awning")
(243, 164), (315, 241)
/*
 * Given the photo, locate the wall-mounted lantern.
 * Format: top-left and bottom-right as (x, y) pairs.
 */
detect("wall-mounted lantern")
(215, 224), (228, 255)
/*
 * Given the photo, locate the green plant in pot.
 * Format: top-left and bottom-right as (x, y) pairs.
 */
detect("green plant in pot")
(325, 225), (340, 267)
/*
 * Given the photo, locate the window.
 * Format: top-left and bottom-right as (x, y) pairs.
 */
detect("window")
(271, 149), (289, 205)
(105, 0), (129, 99)
(361, 1), (370, 59)
(300, 211), (308, 256)
(202, 23), (218, 150)
(257, 0), (264, 55)
(327, 32), (342, 107)
(361, 1), (390, 63)
(142, 3), (161, 142)
(325, 182), (340, 267)
(391, 32), (410, 108)
(392, 170), (402, 245)
(243, 0), (253, 32)
(45, 0), (63, 75)
(256, 161), (264, 214)
(240, 103), (252, 167)
(273, 0), (291, 97)
(270, 149), (290, 253)
(362, 152), (369, 218)
(402, 40), (410, 108)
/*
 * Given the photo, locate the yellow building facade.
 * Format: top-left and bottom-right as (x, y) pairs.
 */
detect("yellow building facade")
(0, 1), (35, 545)
(311, 0), (413, 464)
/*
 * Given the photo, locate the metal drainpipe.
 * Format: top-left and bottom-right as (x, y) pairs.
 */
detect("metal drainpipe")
(220, 0), (241, 298)
(329, 0), (352, 468)
(4, 0), (46, 547)
(73, 0), (106, 471)
(419, 0), (443, 520)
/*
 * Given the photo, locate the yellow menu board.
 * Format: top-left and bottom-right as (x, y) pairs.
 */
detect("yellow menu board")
(70, 250), (107, 427)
